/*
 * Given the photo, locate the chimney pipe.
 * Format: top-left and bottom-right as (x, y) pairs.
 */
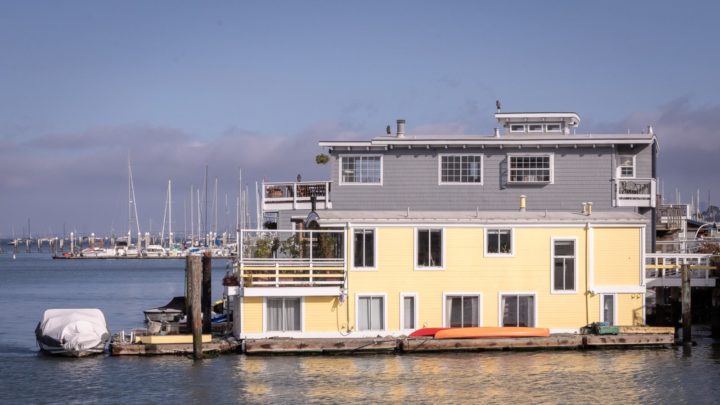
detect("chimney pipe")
(494, 128), (500, 137)
(582, 202), (588, 215)
(520, 195), (526, 212)
(587, 202), (593, 215)
(397, 119), (405, 138)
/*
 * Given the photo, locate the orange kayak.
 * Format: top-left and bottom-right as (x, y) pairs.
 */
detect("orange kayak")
(434, 327), (550, 339)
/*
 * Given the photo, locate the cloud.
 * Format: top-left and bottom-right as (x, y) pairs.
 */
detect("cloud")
(0, 122), (364, 235)
(589, 98), (720, 206)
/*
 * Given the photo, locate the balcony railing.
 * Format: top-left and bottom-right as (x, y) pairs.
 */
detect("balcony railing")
(645, 253), (718, 287)
(234, 229), (346, 291)
(262, 181), (332, 211)
(614, 178), (656, 208)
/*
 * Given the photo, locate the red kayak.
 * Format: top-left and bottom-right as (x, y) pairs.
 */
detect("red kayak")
(408, 327), (448, 337)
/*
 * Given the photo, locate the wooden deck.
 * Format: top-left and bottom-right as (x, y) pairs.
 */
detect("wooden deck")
(109, 333), (674, 356)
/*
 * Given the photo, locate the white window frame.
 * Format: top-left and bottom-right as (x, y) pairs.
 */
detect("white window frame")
(355, 293), (387, 332)
(509, 124), (526, 133)
(507, 153), (554, 184)
(414, 228), (445, 271)
(484, 228), (514, 257)
(438, 154), (484, 185)
(527, 123), (544, 133)
(616, 154), (636, 179)
(339, 154), (383, 185)
(498, 292), (537, 327)
(262, 297), (304, 334)
(545, 123), (562, 132)
(442, 292), (483, 328)
(399, 292), (419, 332)
(351, 227), (377, 271)
(550, 237), (578, 294)
(600, 294), (617, 325)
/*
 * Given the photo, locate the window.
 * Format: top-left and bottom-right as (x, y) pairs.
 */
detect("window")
(445, 295), (480, 327)
(439, 154), (483, 184)
(417, 229), (443, 268)
(401, 294), (417, 330)
(528, 124), (543, 132)
(545, 124), (561, 132)
(601, 294), (615, 325)
(266, 298), (301, 332)
(501, 294), (535, 327)
(508, 154), (553, 184)
(340, 155), (382, 184)
(486, 228), (513, 255)
(353, 229), (375, 269)
(357, 295), (385, 331)
(510, 124), (526, 132)
(617, 154), (635, 178)
(552, 239), (576, 292)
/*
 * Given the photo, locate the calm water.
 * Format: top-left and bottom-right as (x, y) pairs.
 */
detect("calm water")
(1, 253), (720, 404)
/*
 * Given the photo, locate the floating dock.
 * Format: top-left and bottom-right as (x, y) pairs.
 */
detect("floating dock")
(110, 336), (241, 356)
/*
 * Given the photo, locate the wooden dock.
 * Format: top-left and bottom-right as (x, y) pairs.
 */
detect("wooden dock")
(108, 333), (674, 356)
(110, 336), (241, 356)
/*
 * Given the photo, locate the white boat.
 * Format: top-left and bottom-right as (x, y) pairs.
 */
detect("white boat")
(143, 245), (167, 257)
(80, 247), (116, 258)
(35, 309), (110, 357)
(144, 297), (185, 323)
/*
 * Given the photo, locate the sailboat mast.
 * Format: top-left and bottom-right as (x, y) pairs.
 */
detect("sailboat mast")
(169, 179), (173, 244)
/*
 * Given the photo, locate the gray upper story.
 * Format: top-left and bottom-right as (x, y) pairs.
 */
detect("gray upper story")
(262, 112), (658, 247)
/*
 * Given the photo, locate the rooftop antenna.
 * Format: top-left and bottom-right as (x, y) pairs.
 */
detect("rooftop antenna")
(386, 125), (391, 135)
(495, 99), (502, 112)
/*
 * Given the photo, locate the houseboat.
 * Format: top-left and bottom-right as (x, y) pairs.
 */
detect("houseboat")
(228, 110), (660, 339)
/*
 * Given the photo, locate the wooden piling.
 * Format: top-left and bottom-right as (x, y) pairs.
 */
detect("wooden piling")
(681, 263), (692, 344)
(202, 251), (212, 334)
(186, 256), (203, 360)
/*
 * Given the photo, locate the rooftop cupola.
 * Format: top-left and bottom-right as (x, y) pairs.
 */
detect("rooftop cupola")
(494, 112), (581, 136)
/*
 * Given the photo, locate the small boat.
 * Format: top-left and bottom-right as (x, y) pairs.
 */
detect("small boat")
(143, 245), (168, 257)
(434, 327), (550, 339)
(144, 296), (185, 323)
(35, 309), (110, 357)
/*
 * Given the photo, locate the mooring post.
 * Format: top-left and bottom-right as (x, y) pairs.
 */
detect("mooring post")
(186, 255), (203, 360)
(681, 263), (692, 345)
(202, 251), (213, 334)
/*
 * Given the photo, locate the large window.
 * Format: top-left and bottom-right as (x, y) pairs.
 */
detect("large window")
(445, 295), (480, 327)
(353, 229), (375, 269)
(501, 294), (535, 327)
(266, 298), (301, 332)
(439, 154), (483, 184)
(417, 229), (443, 269)
(486, 228), (513, 255)
(340, 155), (382, 184)
(357, 295), (385, 331)
(508, 154), (553, 184)
(617, 155), (635, 178)
(401, 294), (417, 330)
(552, 239), (576, 292)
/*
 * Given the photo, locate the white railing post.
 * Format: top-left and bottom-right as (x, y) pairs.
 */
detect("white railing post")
(293, 183), (298, 209)
(275, 262), (280, 287)
(309, 261), (314, 286)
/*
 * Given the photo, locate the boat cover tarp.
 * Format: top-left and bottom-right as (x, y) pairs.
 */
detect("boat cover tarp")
(35, 309), (109, 354)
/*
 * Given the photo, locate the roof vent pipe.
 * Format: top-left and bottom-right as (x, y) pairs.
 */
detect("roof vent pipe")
(647, 125), (654, 135)
(397, 119), (405, 138)
(520, 195), (526, 212)
(587, 202), (593, 215)
(494, 128), (500, 137)
(582, 202), (588, 215)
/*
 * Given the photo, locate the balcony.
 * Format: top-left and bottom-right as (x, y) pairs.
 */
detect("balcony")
(262, 181), (332, 212)
(613, 178), (656, 208)
(230, 229), (346, 297)
(645, 253), (718, 287)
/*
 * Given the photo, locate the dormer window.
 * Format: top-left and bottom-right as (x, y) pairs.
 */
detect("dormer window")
(545, 124), (561, 132)
(528, 124), (543, 132)
(510, 124), (526, 133)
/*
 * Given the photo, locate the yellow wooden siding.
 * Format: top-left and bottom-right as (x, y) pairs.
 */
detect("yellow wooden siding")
(241, 225), (645, 334)
(593, 228), (641, 286)
(243, 297), (263, 333)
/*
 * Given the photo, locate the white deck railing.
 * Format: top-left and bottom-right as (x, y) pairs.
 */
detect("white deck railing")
(236, 229), (346, 288)
(614, 178), (656, 208)
(262, 181), (332, 211)
(645, 253), (715, 281)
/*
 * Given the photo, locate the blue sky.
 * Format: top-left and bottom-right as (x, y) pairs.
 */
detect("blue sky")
(1, 1), (719, 236)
